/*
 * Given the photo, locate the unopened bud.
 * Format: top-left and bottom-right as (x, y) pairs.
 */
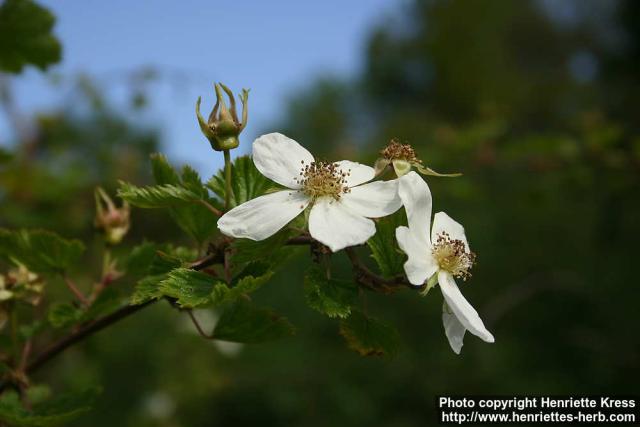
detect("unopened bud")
(95, 187), (130, 245)
(375, 139), (461, 178)
(196, 82), (249, 151)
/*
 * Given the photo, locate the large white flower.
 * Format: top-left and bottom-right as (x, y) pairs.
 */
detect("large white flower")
(217, 133), (402, 252)
(395, 171), (494, 354)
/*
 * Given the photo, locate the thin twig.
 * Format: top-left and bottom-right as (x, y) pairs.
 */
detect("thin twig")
(187, 310), (214, 339)
(62, 275), (89, 306)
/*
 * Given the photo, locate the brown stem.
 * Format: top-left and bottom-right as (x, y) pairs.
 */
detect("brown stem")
(63, 275), (89, 306)
(1, 233), (414, 391)
(187, 310), (214, 339)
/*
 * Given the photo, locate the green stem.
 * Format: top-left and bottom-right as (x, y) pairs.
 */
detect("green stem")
(223, 149), (233, 210)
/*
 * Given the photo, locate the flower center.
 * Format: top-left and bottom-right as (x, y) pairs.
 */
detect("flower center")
(295, 160), (350, 201)
(380, 139), (420, 163)
(431, 232), (476, 281)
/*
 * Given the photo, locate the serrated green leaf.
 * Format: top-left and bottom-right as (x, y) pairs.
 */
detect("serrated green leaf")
(230, 228), (293, 264)
(117, 182), (202, 208)
(159, 268), (221, 308)
(130, 275), (165, 305)
(129, 248), (192, 306)
(304, 266), (358, 318)
(0, 387), (99, 427)
(207, 155), (274, 207)
(212, 262), (273, 305)
(144, 153), (218, 243)
(150, 153), (180, 185)
(48, 303), (82, 328)
(367, 210), (407, 278)
(339, 310), (401, 357)
(83, 287), (122, 320)
(124, 241), (159, 277)
(213, 298), (295, 343)
(0, 229), (85, 274)
(0, 0), (62, 73)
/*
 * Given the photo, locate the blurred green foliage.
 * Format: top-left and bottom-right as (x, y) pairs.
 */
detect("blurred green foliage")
(0, 0), (639, 426)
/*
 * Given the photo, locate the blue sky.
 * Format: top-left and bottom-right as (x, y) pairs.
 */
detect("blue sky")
(2, 0), (397, 173)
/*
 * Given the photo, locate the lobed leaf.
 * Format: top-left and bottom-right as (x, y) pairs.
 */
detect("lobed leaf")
(0, 229), (85, 274)
(207, 155), (274, 207)
(303, 266), (358, 318)
(212, 298), (295, 343)
(212, 262), (273, 305)
(0, 387), (99, 427)
(158, 268), (221, 308)
(117, 182), (202, 208)
(367, 210), (407, 278)
(0, 0), (62, 73)
(339, 310), (401, 358)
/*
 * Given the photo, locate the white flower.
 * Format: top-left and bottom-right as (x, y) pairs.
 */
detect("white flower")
(395, 171), (494, 354)
(217, 133), (402, 252)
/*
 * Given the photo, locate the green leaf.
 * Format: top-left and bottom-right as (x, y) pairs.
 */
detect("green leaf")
(367, 210), (407, 278)
(129, 275), (165, 305)
(213, 298), (295, 343)
(117, 182), (203, 208)
(230, 228), (293, 264)
(0, 0), (62, 73)
(158, 268), (221, 308)
(207, 155), (274, 207)
(123, 241), (159, 277)
(48, 303), (82, 328)
(146, 154), (218, 243)
(339, 310), (401, 357)
(212, 262), (273, 305)
(0, 387), (99, 427)
(129, 248), (190, 306)
(0, 229), (85, 274)
(303, 266), (358, 318)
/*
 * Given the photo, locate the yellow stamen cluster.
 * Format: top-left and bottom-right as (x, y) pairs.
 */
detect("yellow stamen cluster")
(432, 232), (476, 281)
(295, 160), (350, 201)
(380, 139), (421, 163)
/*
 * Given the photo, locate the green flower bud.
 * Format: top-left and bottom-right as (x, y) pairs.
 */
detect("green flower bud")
(95, 187), (130, 245)
(375, 139), (462, 178)
(196, 82), (249, 151)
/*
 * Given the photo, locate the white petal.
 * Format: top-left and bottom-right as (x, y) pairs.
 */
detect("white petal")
(340, 179), (402, 218)
(334, 160), (375, 187)
(396, 226), (437, 286)
(443, 302), (466, 354)
(398, 171), (432, 247)
(308, 197), (375, 252)
(438, 271), (494, 343)
(431, 212), (469, 251)
(217, 190), (309, 240)
(252, 133), (315, 189)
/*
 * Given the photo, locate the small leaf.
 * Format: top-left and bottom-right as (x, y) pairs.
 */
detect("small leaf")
(159, 268), (221, 308)
(48, 303), (82, 328)
(130, 275), (165, 305)
(117, 182), (202, 208)
(0, 0), (62, 73)
(230, 228), (292, 264)
(213, 298), (295, 343)
(339, 310), (401, 357)
(124, 241), (159, 277)
(146, 154), (218, 243)
(367, 211), (407, 278)
(0, 387), (99, 427)
(0, 229), (85, 274)
(207, 155), (274, 207)
(303, 266), (358, 318)
(212, 262), (273, 305)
